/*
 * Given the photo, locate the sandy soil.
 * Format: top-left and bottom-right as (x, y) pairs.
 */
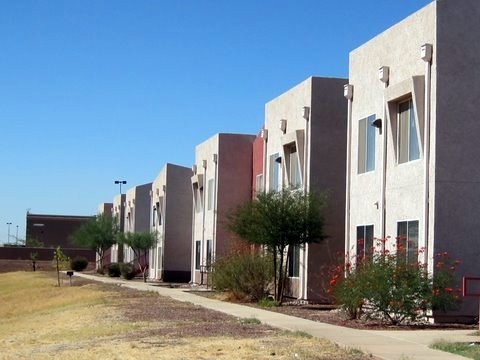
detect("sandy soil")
(0, 271), (374, 360)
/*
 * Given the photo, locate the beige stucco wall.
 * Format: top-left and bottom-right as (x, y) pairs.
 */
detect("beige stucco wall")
(348, 0), (480, 321)
(348, 2), (436, 254)
(149, 163), (192, 282)
(264, 76), (347, 301)
(191, 133), (254, 284)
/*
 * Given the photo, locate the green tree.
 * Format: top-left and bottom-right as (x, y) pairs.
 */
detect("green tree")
(228, 189), (328, 302)
(117, 231), (156, 282)
(72, 214), (118, 271)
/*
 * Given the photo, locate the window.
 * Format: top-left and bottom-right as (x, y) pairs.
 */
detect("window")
(255, 174), (263, 196)
(207, 179), (215, 211)
(195, 240), (201, 270)
(397, 99), (419, 164)
(269, 153), (280, 191)
(358, 114), (376, 174)
(152, 206), (156, 227)
(194, 188), (203, 213)
(287, 145), (302, 189)
(288, 244), (300, 277)
(356, 225), (374, 261)
(206, 239), (213, 266)
(397, 220), (419, 264)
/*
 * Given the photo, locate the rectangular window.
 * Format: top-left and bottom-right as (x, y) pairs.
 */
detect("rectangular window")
(255, 174), (263, 197)
(356, 225), (374, 261)
(207, 179), (215, 211)
(288, 244), (300, 277)
(358, 114), (376, 174)
(269, 153), (280, 191)
(156, 202), (162, 226)
(206, 239), (213, 266)
(195, 240), (201, 270)
(397, 220), (419, 264)
(195, 188), (203, 213)
(397, 99), (420, 164)
(152, 207), (156, 227)
(288, 145), (302, 189)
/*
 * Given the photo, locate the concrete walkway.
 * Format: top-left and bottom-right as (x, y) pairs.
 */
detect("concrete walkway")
(75, 273), (478, 360)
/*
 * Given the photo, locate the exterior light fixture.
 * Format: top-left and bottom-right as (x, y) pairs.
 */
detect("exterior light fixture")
(344, 84), (354, 100)
(378, 66), (390, 83)
(260, 129), (268, 140)
(421, 43), (433, 62)
(302, 106), (310, 120)
(372, 119), (382, 128)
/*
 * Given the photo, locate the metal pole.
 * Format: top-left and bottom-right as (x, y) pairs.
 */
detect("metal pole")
(16, 225), (19, 245)
(6, 222), (12, 245)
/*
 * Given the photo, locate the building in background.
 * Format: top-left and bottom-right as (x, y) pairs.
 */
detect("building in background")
(123, 183), (152, 264)
(149, 163), (192, 282)
(111, 193), (126, 263)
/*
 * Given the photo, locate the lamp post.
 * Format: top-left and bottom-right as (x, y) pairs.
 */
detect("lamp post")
(16, 225), (19, 245)
(6, 222), (12, 245)
(114, 180), (127, 195)
(114, 180), (127, 263)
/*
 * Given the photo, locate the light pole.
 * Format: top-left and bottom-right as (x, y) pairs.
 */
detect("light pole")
(114, 180), (127, 263)
(6, 222), (12, 245)
(16, 225), (19, 245)
(114, 180), (127, 195)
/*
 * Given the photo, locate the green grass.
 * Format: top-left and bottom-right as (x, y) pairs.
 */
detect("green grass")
(257, 297), (280, 308)
(432, 340), (480, 359)
(239, 317), (261, 324)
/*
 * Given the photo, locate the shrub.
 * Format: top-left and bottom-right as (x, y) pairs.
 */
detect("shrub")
(331, 238), (461, 325)
(107, 262), (121, 277)
(120, 263), (136, 280)
(211, 252), (273, 301)
(70, 256), (89, 271)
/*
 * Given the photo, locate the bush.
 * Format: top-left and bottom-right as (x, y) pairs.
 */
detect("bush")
(107, 262), (121, 277)
(120, 263), (136, 280)
(70, 256), (89, 271)
(211, 252), (273, 301)
(331, 238), (461, 325)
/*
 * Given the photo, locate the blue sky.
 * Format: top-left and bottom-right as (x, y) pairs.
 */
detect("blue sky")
(0, 0), (431, 244)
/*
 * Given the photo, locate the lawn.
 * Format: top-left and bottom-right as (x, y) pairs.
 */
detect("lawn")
(0, 271), (373, 359)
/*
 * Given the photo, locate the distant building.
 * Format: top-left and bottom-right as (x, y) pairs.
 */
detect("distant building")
(149, 163), (192, 282)
(26, 213), (94, 249)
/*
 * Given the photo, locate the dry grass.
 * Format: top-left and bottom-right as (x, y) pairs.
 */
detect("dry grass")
(0, 272), (372, 359)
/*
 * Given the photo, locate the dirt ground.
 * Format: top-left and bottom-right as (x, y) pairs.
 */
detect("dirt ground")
(0, 271), (375, 360)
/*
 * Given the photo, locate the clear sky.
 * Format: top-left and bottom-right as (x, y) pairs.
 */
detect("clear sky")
(0, 0), (432, 244)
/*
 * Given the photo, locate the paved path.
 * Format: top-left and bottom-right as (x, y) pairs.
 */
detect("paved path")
(75, 273), (478, 360)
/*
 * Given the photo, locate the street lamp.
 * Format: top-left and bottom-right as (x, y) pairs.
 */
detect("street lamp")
(16, 225), (19, 245)
(6, 222), (12, 245)
(114, 180), (127, 195)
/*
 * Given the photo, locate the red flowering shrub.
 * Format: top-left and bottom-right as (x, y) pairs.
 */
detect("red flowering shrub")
(330, 238), (461, 325)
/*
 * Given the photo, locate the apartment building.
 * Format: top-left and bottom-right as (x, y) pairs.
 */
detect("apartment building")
(123, 182), (152, 264)
(149, 163), (192, 282)
(263, 76), (347, 302)
(345, 0), (480, 321)
(191, 133), (255, 284)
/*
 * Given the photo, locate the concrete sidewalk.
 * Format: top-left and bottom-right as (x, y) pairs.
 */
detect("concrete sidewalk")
(75, 273), (477, 360)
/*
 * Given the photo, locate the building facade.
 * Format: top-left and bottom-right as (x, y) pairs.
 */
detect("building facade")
(263, 76), (347, 302)
(123, 182), (152, 263)
(345, 0), (480, 321)
(149, 163), (192, 282)
(111, 193), (126, 263)
(190, 133), (255, 284)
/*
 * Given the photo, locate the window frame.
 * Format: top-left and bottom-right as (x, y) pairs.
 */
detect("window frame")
(288, 244), (300, 278)
(397, 98), (420, 164)
(357, 114), (376, 174)
(195, 240), (201, 270)
(356, 224), (374, 261)
(397, 220), (419, 264)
